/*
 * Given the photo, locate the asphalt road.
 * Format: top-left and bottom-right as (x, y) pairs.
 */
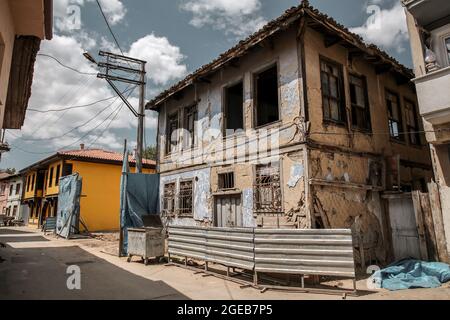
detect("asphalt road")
(0, 228), (187, 300)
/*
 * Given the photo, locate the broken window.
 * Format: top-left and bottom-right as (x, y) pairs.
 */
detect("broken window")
(254, 163), (282, 213)
(183, 104), (197, 149)
(386, 90), (404, 141)
(162, 183), (176, 216)
(320, 58), (346, 123)
(218, 172), (235, 190)
(179, 180), (193, 216)
(166, 112), (179, 155)
(255, 65), (279, 127)
(349, 74), (371, 131)
(224, 82), (244, 135)
(404, 99), (421, 146)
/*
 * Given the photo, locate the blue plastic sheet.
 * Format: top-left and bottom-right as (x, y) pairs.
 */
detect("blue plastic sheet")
(373, 259), (450, 291)
(56, 174), (82, 239)
(119, 151), (159, 254)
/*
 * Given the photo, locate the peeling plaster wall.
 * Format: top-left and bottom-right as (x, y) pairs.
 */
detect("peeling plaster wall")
(160, 168), (211, 227)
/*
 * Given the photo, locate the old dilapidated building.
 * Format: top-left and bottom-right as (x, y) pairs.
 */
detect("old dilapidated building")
(147, 2), (433, 264)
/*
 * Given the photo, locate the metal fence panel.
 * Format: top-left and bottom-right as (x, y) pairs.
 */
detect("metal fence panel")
(254, 229), (355, 278)
(168, 226), (208, 261)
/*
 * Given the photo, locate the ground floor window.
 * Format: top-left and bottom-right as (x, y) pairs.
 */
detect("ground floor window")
(162, 183), (176, 216)
(178, 180), (193, 216)
(254, 163), (282, 213)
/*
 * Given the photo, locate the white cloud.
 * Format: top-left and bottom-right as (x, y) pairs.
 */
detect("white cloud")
(350, 2), (409, 53)
(127, 34), (188, 86)
(180, 0), (267, 38)
(54, 0), (126, 33)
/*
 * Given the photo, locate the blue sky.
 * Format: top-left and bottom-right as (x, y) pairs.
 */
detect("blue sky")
(1, 0), (411, 170)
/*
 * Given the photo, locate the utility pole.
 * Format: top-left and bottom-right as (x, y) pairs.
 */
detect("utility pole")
(85, 51), (147, 173)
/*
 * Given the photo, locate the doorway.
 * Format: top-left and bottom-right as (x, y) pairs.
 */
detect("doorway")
(214, 195), (243, 228)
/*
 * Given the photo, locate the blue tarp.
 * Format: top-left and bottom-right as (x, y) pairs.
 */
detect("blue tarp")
(119, 151), (159, 254)
(56, 174), (82, 239)
(373, 259), (450, 291)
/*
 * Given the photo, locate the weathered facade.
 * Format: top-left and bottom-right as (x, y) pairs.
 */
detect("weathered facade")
(148, 2), (433, 264)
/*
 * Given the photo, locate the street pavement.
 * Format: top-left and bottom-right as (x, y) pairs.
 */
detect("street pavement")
(0, 228), (187, 300)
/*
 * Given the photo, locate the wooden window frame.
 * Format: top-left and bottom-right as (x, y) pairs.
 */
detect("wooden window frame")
(166, 111), (179, 156)
(253, 63), (281, 128)
(55, 165), (61, 186)
(178, 179), (194, 217)
(162, 182), (176, 216)
(182, 104), (197, 150)
(223, 80), (244, 136)
(218, 172), (235, 191)
(404, 98), (421, 146)
(349, 73), (371, 132)
(48, 167), (54, 188)
(385, 89), (405, 142)
(253, 162), (283, 214)
(319, 56), (347, 125)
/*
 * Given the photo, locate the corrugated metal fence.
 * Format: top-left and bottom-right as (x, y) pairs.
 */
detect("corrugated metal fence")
(168, 226), (356, 291)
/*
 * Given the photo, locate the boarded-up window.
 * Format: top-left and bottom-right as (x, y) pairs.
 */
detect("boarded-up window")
(350, 74), (371, 131)
(404, 99), (420, 145)
(254, 163), (282, 213)
(320, 58), (346, 123)
(166, 112), (179, 154)
(162, 183), (176, 216)
(183, 105), (197, 149)
(179, 180), (193, 216)
(224, 82), (244, 135)
(218, 172), (234, 190)
(386, 90), (404, 141)
(255, 65), (279, 127)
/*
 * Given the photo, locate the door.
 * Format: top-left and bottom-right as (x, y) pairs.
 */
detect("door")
(214, 195), (242, 228)
(387, 195), (422, 260)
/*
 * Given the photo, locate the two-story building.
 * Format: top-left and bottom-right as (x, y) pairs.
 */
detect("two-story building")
(403, 0), (450, 258)
(0, 172), (11, 214)
(21, 146), (156, 232)
(148, 2), (433, 263)
(5, 174), (27, 220)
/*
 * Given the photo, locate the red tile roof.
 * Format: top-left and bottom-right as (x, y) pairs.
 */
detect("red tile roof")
(58, 149), (156, 167)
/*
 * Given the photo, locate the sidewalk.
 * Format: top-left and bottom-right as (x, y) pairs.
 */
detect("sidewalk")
(3, 226), (450, 300)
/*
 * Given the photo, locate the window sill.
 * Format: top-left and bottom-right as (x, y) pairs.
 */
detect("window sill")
(323, 119), (347, 128)
(351, 127), (372, 135)
(254, 120), (282, 131)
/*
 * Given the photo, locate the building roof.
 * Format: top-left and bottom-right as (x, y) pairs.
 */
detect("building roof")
(146, 0), (414, 110)
(0, 173), (12, 181)
(20, 148), (156, 173)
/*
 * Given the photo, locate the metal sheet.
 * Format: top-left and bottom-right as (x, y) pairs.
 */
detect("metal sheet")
(254, 229), (356, 278)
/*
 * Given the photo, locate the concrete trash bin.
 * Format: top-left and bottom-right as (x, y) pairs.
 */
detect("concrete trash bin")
(127, 227), (165, 265)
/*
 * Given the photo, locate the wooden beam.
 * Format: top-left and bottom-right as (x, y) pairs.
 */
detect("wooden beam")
(324, 34), (341, 48)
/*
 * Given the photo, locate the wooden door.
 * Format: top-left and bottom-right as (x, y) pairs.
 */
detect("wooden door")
(214, 195), (242, 228)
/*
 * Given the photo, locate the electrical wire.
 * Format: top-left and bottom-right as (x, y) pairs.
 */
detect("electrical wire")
(37, 53), (97, 76)
(27, 86), (135, 113)
(95, 0), (126, 57)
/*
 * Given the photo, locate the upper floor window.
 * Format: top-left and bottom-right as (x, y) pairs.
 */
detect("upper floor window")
(55, 165), (61, 186)
(445, 37), (450, 64)
(0, 184), (5, 195)
(386, 90), (404, 141)
(182, 105), (197, 149)
(48, 167), (54, 188)
(31, 174), (35, 191)
(255, 65), (279, 127)
(224, 81), (244, 135)
(349, 74), (371, 131)
(15, 183), (20, 195)
(166, 112), (179, 155)
(404, 99), (421, 146)
(9, 185), (13, 196)
(320, 58), (346, 123)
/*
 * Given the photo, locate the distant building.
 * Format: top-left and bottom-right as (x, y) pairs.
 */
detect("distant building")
(0, 172), (11, 214)
(403, 0), (450, 257)
(4, 174), (27, 220)
(20, 146), (156, 232)
(0, 0), (53, 155)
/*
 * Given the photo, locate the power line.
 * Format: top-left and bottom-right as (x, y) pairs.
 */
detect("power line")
(28, 86), (135, 113)
(95, 0), (126, 57)
(37, 53), (97, 76)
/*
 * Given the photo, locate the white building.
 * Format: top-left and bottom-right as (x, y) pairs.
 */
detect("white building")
(5, 174), (27, 221)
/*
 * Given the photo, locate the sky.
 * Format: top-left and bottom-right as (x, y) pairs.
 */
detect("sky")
(1, 0), (411, 170)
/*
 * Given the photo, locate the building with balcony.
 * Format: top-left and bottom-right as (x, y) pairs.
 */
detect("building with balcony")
(403, 0), (450, 257)
(20, 147), (156, 232)
(0, 0), (53, 156)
